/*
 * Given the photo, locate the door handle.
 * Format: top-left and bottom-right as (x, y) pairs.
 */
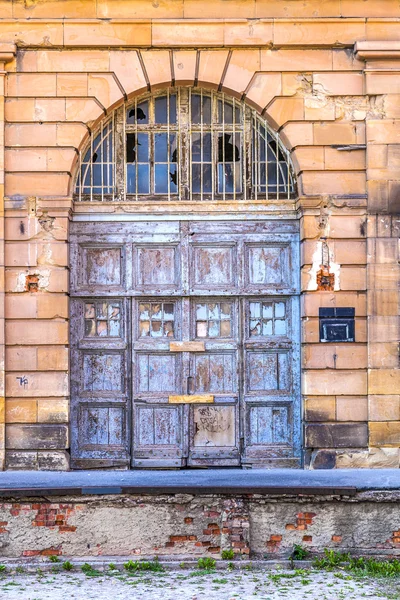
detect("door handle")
(187, 376), (194, 395)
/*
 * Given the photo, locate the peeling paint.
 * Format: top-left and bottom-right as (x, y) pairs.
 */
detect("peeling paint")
(307, 241), (340, 292)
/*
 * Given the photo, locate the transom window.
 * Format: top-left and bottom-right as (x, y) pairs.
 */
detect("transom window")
(75, 88), (296, 202)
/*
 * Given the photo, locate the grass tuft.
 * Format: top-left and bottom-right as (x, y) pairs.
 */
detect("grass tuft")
(123, 558), (163, 573)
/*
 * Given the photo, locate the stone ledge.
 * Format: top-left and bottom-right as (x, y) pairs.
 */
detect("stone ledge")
(0, 468), (399, 497)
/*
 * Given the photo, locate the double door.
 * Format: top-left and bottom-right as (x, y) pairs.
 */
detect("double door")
(70, 220), (300, 469)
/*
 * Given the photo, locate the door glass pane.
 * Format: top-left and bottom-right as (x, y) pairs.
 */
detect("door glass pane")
(195, 301), (233, 338)
(84, 300), (122, 338)
(138, 301), (176, 338)
(249, 300), (287, 337)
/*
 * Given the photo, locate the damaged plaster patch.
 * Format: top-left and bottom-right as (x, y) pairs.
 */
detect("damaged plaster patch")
(37, 243), (54, 267)
(289, 74), (385, 120)
(15, 269), (51, 293)
(306, 241), (340, 292)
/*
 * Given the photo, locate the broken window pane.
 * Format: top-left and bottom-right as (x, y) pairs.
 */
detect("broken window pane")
(84, 301), (122, 337)
(126, 101), (148, 124)
(138, 302), (176, 338)
(249, 301), (287, 337)
(195, 302), (233, 338)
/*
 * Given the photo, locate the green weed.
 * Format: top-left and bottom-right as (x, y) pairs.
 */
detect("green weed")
(292, 544), (310, 561)
(313, 549), (350, 570)
(212, 577), (228, 584)
(62, 561), (73, 571)
(81, 563), (102, 577)
(48, 555), (60, 563)
(315, 549), (400, 579)
(108, 563), (117, 571)
(123, 558), (163, 573)
(0, 565), (6, 573)
(15, 567), (24, 574)
(197, 557), (216, 570)
(221, 549), (235, 560)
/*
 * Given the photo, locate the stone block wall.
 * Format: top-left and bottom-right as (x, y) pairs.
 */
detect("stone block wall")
(0, 0), (397, 469)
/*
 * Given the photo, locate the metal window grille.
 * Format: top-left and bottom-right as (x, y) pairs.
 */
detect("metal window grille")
(76, 116), (115, 202)
(74, 88), (296, 202)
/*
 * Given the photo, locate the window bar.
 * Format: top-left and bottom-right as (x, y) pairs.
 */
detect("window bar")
(167, 89), (171, 202)
(243, 105), (247, 201)
(135, 97), (138, 201)
(254, 114), (258, 201)
(275, 129), (279, 200)
(188, 87), (192, 201)
(106, 121), (110, 197)
(264, 119), (268, 201)
(78, 150), (82, 202)
(222, 93), (225, 201)
(200, 89), (203, 202)
(101, 120), (104, 202)
(233, 97), (236, 201)
(211, 90), (215, 202)
(178, 87), (182, 201)
(90, 130), (93, 202)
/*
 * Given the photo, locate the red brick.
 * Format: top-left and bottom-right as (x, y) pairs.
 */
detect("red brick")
(303, 536), (312, 542)
(41, 548), (61, 556)
(332, 535), (342, 543)
(59, 526), (76, 532)
(184, 517), (193, 524)
(170, 535), (188, 542)
(270, 535), (282, 542)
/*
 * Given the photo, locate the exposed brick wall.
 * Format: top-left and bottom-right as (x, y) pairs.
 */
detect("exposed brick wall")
(0, 492), (399, 558)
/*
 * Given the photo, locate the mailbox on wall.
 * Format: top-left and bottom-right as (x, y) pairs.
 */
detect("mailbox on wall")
(319, 308), (355, 343)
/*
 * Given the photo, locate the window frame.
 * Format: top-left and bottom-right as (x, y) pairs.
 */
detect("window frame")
(74, 87), (296, 203)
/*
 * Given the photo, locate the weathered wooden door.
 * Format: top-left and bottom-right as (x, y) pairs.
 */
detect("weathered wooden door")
(70, 220), (300, 469)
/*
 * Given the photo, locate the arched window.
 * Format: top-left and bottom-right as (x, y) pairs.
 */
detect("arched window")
(75, 88), (296, 202)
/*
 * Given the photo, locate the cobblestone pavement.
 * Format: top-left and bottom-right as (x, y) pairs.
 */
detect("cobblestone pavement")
(0, 567), (398, 600)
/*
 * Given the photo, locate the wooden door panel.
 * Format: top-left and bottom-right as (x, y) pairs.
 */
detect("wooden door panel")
(190, 244), (237, 291)
(80, 404), (126, 447)
(134, 244), (180, 291)
(136, 405), (181, 447)
(244, 243), (294, 293)
(81, 246), (124, 288)
(248, 405), (291, 445)
(132, 402), (185, 466)
(82, 352), (124, 393)
(192, 352), (236, 394)
(136, 353), (180, 394)
(246, 351), (290, 394)
(192, 405), (236, 447)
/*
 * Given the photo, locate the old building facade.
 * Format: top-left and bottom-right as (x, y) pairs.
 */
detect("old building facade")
(0, 0), (399, 472)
